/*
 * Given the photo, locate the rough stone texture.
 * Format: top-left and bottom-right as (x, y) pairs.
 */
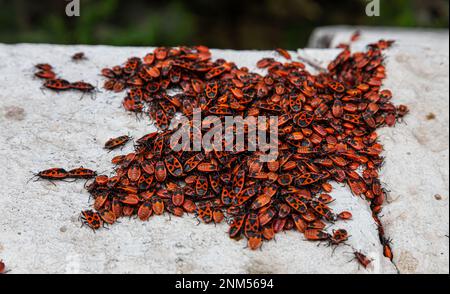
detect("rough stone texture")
(0, 28), (448, 273)
(306, 27), (449, 274)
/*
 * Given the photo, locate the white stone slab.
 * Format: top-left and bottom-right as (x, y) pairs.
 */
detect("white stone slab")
(0, 38), (446, 273)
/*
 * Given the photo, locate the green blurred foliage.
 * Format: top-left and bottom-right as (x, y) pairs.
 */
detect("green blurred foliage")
(0, 0), (448, 49)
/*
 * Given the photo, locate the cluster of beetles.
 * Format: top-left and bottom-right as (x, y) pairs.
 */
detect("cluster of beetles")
(31, 32), (408, 270)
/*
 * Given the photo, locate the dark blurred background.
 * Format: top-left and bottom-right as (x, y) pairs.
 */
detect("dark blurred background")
(0, 0), (448, 49)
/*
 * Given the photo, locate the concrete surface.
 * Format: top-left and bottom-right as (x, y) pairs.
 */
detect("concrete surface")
(0, 28), (448, 273)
